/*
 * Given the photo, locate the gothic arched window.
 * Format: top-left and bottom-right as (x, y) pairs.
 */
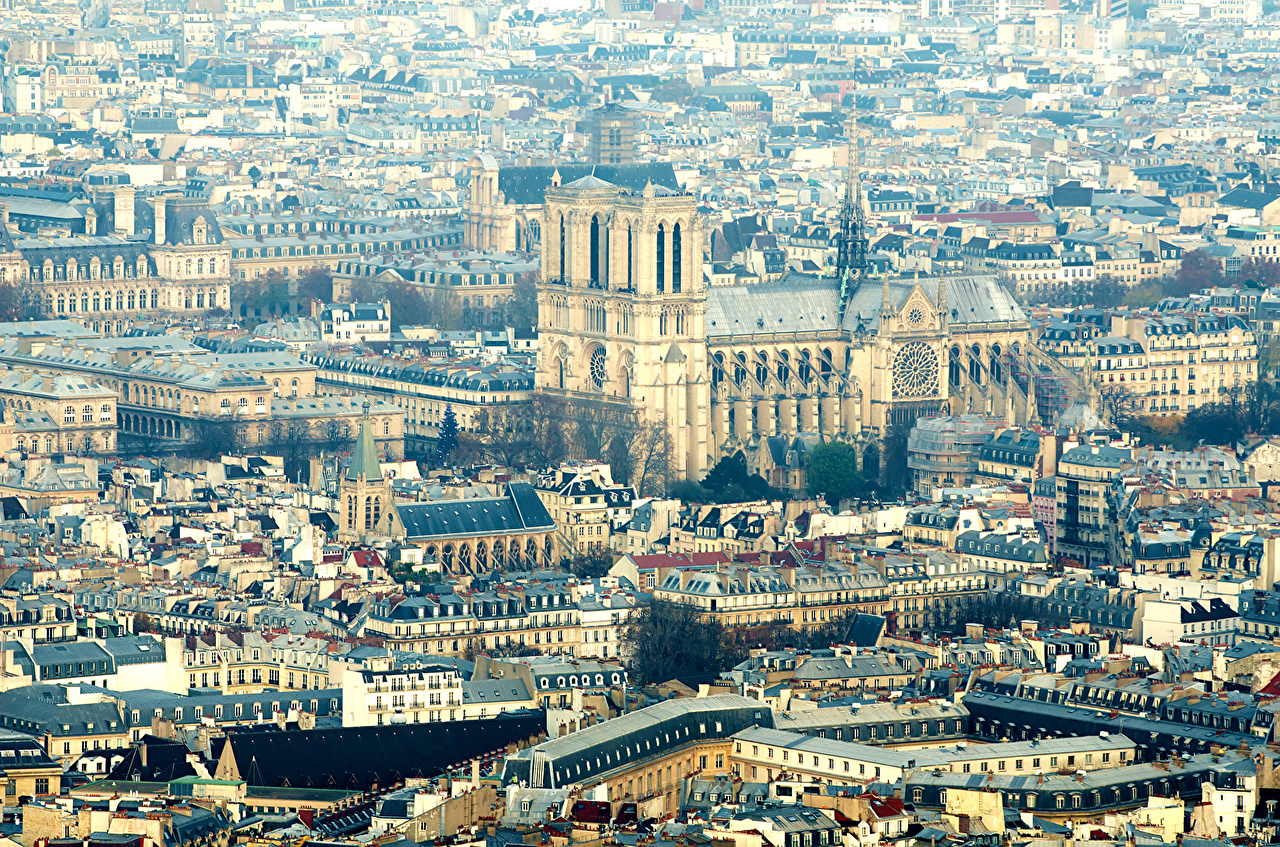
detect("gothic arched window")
(656, 224), (666, 293)
(558, 213), (566, 283)
(672, 222), (682, 293)
(590, 215), (601, 288)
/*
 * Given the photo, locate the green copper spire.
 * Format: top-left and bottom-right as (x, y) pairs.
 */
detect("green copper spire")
(346, 399), (381, 482)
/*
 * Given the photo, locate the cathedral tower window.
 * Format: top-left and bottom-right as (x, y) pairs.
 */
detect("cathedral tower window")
(558, 214), (566, 283)
(627, 226), (633, 290)
(673, 223), (682, 293)
(590, 215), (601, 288)
(656, 224), (666, 293)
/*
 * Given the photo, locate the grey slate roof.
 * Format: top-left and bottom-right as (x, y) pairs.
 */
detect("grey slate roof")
(396, 482), (554, 540)
(706, 273), (1025, 340)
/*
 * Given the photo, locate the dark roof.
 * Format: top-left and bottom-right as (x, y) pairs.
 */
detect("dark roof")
(212, 711), (544, 789)
(396, 482), (555, 540)
(106, 735), (198, 782)
(497, 164), (679, 206)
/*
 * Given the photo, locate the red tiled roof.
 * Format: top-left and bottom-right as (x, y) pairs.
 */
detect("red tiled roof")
(629, 552), (729, 570)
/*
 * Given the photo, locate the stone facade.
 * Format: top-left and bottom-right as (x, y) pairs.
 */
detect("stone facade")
(535, 177), (1038, 482)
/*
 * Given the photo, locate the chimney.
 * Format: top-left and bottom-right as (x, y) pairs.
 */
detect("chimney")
(152, 197), (167, 245)
(0, 202), (10, 228)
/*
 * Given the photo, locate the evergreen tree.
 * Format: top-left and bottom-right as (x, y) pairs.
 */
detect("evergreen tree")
(437, 404), (459, 466)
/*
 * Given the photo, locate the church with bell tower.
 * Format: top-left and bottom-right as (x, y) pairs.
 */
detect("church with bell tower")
(339, 401), (397, 542)
(536, 174), (710, 480)
(533, 152), (1038, 484)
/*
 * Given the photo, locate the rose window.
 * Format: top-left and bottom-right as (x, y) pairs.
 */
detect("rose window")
(891, 342), (939, 398)
(589, 348), (607, 390)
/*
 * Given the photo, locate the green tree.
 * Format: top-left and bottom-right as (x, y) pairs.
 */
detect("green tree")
(805, 441), (866, 507)
(436, 404), (459, 466)
(669, 478), (710, 503)
(248, 165), (262, 186)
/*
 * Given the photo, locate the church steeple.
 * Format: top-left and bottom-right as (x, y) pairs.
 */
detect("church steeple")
(346, 400), (381, 483)
(835, 117), (869, 323)
(340, 399), (391, 542)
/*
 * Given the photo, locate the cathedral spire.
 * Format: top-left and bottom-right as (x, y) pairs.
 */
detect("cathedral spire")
(880, 273), (893, 317)
(835, 117), (869, 324)
(346, 399), (381, 483)
(937, 276), (947, 327)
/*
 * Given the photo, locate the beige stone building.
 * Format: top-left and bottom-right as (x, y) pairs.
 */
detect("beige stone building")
(0, 369), (117, 454)
(6, 195), (231, 332)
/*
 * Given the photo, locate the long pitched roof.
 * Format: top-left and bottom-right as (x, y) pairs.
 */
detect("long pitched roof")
(396, 482), (555, 540)
(213, 711), (544, 788)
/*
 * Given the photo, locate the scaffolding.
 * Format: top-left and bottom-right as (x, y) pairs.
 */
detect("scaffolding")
(906, 414), (1004, 475)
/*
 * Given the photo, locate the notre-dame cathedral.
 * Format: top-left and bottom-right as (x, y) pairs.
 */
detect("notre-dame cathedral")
(522, 170), (1037, 482)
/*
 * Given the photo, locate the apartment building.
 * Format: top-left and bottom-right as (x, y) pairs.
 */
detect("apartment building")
(1126, 313), (1257, 415)
(955, 530), (1048, 575)
(340, 654), (464, 726)
(991, 242), (1065, 295)
(1056, 444), (1132, 565)
(534, 464), (636, 558)
(305, 350), (534, 441)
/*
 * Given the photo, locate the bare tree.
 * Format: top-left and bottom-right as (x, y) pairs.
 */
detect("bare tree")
(1096, 383), (1140, 429)
(321, 419), (353, 453)
(189, 419), (241, 458)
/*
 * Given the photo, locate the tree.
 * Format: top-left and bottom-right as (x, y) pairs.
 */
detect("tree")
(668, 478), (710, 503)
(133, 612), (156, 633)
(1239, 257), (1280, 289)
(0, 282), (24, 321)
(621, 599), (726, 685)
(1096, 382), (1141, 430)
(879, 424), (912, 496)
(563, 547), (614, 579)
(297, 266), (334, 304)
(188, 419), (240, 459)
(698, 454), (778, 503)
(248, 165), (262, 186)
(320, 420), (353, 454)
(504, 273), (539, 331)
(437, 404), (459, 466)
(805, 441), (867, 507)
(1167, 249), (1225, 298)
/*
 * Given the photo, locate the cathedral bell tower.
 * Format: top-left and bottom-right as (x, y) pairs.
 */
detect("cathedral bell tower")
(339, 401), (395, 541)
(536, 177), (710, 480)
